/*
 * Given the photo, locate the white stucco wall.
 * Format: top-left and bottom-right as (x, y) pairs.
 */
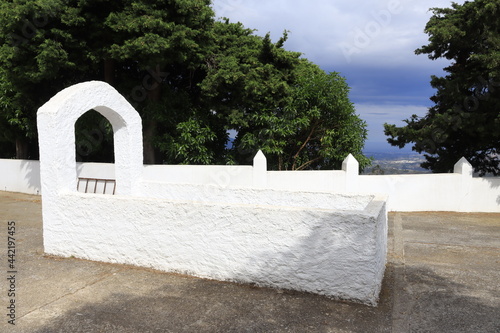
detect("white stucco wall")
(143, 164), (253, 188)
(267, 170), (347, 192)
(468, 177), (500, 211)
(140, 182), (374, 210)
(359, 174), (462, 211)
(44, 191), (387, 306)
(1, 158), (499, 212)
(37, 81), (143, 197)
(0, 159), (40, 194)
(32, 80), (390, 306)
(1, 76), (496, 305)
(76, 162), (116, 179)
(2, 78), (496, 306)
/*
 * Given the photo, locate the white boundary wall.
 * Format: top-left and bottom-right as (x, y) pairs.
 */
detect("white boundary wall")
(1, 156), (498, 212)
(2, 80), (496, 306)
(0, 159), (41, 195)
(33, 81), (389, 306)
(47, 190), (387, 306)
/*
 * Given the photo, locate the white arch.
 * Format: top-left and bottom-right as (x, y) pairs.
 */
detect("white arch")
(37, 81), (143, 196)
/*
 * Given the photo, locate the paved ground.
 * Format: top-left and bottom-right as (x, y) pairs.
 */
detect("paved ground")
(0, 191), (499, 333)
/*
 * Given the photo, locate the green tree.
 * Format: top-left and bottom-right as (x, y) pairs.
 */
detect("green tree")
(279, 61), (370, 170)
(0, 0), (122, 159)
(105, 0), (223, 164)
(0, 1), (369, 169)
(384, 0), (500, 175)
(0, 69), (18, 158)
(0, 0), (220, 163)
(0, 1), (63, 159)
(201, 21), (369, 170)
(199, 22), (301, 166)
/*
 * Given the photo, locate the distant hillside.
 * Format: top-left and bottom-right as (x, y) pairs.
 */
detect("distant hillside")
(362, 152), (430, 175)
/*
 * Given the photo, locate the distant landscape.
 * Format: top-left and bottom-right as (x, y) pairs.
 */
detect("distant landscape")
(362, 152), (430, 175)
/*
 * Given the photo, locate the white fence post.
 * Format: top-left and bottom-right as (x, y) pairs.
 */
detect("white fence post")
(454, 157), (473, 211)
(253, 150), (267, 188)
(454, 157), (473, 176)
(342, 154), (359, 192)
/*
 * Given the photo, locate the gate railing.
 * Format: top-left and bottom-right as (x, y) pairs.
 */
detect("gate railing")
(77, 178), (116, 195)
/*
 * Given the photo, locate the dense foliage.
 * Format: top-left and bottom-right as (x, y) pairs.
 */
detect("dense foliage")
(384, 0), (500, 175)
(0, 0), (370, 170)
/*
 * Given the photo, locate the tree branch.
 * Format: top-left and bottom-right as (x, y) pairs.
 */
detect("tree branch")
(291, 120), (319, 170)
(295, 157), (321, 171)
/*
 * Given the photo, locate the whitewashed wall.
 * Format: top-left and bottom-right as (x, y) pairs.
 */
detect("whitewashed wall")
(18, 79), (496, 309)
(143, 164), (253, 188)
(267, 170), (347, 192)
(359, 174), (500, 212)
(0, 159), (41, 195)
(32, 81), (390, 306)
(44, 191), (387, 306)
(1, 157), (498, 212)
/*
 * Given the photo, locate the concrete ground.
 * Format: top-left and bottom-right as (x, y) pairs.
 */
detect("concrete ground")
(0, 191), (499, 333)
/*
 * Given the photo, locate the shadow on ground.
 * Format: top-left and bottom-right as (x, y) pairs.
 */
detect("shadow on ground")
(31, 265), (393, 333)
(401, 265), (500, 332)
(2, 193), (499, 332)
(29, 262), (500, 333)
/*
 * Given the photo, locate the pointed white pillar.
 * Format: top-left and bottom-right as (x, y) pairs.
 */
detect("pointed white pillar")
(342, 154), (359, 192)
(253, 150), (267, 188)
(454, 157), (473, 176)
(454, 157), (473, 211)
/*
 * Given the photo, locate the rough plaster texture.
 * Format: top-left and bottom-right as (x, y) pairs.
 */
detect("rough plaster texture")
(35, 80), (389, 305)
(0, 159), (40, 194)
(143, 164), (253, 188)
(2, 157), (499, 212)
(253, 150), (267, 188)
(44, 192), (388, 306)
(76, 162), (115, 179)
(343, 153), (359, 192)
(37, 81), (143, 197)
(267, 170), (347, 192)
(140, 182), (373, 210)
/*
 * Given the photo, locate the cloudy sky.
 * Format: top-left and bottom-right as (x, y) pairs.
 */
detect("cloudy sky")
(211, 0), (465, 153)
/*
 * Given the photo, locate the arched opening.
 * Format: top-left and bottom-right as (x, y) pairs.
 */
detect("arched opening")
(38, 81), (143, 197)
(75, 110), (116, 194)
(75, 110), (114, 163)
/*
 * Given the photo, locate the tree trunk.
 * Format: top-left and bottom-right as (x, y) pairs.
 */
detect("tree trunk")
(142, 66), (164, 164)
(104, 59), (115, 86)
(15, 137), (29, 159)
(143, 120), (157, 164)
